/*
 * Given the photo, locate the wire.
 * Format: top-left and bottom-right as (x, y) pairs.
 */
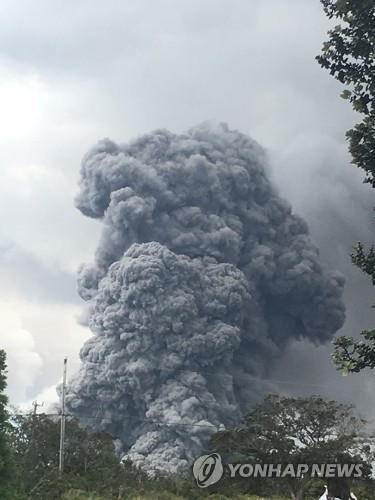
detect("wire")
(11, 412), (222, 429)
(10, 411), (375, 439)
(6, 359), (372, 392)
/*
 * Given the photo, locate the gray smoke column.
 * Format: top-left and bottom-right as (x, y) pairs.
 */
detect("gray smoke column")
(66, 122), (345, 474)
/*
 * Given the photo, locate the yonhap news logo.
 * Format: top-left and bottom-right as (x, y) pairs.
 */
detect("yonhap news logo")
(193, 453), (224, 488)
(192, 454), (363, 488)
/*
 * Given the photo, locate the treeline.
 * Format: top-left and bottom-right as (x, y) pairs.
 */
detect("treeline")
(1, 349), (375, 499)
(0, 408), (283, 500)
(3, 403), (374, 500)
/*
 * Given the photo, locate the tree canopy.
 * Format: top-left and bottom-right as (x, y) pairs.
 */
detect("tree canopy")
(317, 0), (375, 373)
(3, 395), (374, 499)
(0, 350), (17, 499)
(210, 395), (373, 500)
(317, 0), (375, 185)
(8, 411), (147, 499)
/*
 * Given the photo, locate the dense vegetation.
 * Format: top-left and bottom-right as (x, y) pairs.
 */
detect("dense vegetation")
(317, 0), (375, 373)
(0, 349), (372, 498)
(2, 394), (373, 498)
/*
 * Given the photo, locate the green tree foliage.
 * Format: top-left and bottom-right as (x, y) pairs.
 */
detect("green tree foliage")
(9, 411), (147, 499)
(8, 408), (296, 499)
(9, 411), (60, 493)
(332, 243), (375, 373)
(317, 0), (375, 373)
(6, 400), (375, 499)
(316, 0), (375, 185)
(0, 349), (17, 499)
(210, 395), (373, 500)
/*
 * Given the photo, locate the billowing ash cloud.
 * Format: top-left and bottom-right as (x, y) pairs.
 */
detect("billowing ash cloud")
(66, 122), (345, 474)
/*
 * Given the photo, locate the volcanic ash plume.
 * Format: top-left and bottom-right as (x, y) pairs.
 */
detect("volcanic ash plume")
(66, 122), (345, 474)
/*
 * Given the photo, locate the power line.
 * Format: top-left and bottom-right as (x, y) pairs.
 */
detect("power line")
(12, 411), (375, 438)
(50, 386), (375, 411)
(6, 362), (372, 392)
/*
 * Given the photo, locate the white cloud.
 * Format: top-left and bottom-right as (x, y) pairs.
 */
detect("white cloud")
(5, 163), (48, 182)
(0, 78), (42, 139)
(1, 296), (90, 406)
(0, 302), (42, 403)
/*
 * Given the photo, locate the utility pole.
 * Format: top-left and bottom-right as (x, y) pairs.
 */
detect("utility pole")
(30, 401), (43, 465)
(59, 357), (67, 474)
(32, 400), (43, 414)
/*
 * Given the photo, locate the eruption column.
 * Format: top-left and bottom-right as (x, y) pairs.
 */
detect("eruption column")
(66, 122), (345, 473)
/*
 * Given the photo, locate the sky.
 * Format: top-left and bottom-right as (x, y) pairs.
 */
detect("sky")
(0, 0), (374, 424)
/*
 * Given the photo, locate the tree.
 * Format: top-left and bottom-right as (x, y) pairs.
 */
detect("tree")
(316, 0), (375, 373)
(9, 411), (60, 493)
(0, 350), (17, 499)
(210, 395), (373, 500)
(9, 411), (147, 499)
(316, 0), (375, 185)
(332, 242), (375, 374)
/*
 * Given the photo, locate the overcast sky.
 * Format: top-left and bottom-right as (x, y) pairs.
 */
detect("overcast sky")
(0, 0), (374, 423)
